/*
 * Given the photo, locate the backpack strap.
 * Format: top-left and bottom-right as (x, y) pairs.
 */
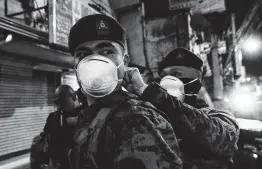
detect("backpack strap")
(69, 107), (113, 169)
(87, 107), (112, 152)
(86, 107), (112, 169)
(69, 92), (131, 169)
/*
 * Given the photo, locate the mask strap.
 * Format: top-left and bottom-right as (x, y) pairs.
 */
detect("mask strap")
(184, 79), (198, 86)
(183, 79), (200, 96)
(184, 93), (198, 97)
(116, 60), (124, 82)
(117, 60), (124, 68)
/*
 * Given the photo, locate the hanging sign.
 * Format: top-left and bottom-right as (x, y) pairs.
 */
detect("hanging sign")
(49, 0), (100, 47)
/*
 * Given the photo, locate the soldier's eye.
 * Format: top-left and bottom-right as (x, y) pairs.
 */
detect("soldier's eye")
(76, 53), (85, 59)
(174, 71), (183, 77)
(75, 50), (92, 58)
(74, 51), (92, 67)
(99, 50), (114, 56)
(159, 72), (166, 78)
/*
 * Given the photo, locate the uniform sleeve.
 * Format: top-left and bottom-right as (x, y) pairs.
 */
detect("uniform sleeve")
(141, 82), (240, 157)
(115, 103), (182, 169)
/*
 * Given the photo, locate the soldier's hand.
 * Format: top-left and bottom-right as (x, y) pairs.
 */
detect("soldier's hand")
(123, 67), (148, 96)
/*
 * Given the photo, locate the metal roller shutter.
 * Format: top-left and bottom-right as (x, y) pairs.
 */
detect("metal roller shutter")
(0, 64), (57, 157)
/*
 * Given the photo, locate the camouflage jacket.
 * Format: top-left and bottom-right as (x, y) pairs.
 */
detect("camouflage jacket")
(141, 82), (240, 169)
(69, 90), (183, 169)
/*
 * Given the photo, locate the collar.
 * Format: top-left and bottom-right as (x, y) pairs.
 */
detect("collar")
(97, 89), (137, 107)
(80, 89), (136, 120)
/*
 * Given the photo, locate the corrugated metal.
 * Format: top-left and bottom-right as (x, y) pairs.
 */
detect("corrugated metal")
(0, 64), (57, 157)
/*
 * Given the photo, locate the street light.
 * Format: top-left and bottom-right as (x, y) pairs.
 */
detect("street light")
(5, 34), (12, 43)
(242, 37), (261, 53)
(0, 34), (12, 45)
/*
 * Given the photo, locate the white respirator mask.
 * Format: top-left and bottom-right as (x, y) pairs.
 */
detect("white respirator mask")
(160, 75), (185, 102)
(76, 54), (123, 98)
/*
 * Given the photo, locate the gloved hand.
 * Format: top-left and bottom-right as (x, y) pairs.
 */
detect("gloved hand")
(122, 67), (148, 96)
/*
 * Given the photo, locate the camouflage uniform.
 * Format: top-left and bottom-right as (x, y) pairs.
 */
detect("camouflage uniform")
(140, 82), (240, 169)
(68, 90), (183, 169)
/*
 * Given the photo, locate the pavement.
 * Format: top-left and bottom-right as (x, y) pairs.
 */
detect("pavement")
(0, 154), (30, 169)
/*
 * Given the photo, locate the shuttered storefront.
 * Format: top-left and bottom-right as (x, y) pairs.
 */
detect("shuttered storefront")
(0, 64), (59, 157)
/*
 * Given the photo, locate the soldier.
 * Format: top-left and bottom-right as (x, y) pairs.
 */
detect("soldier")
(30, 85), (81, 169)
(67, 14), (182, 169)
(123, 48), (240, 169)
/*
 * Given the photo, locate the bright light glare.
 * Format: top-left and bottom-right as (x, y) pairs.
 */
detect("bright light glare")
(242, 37), (261, 53)
(5, 34), (12, 43)
(231, 93), (255, 111)
(241, 86), (250, 92)
(253, 154), (258, 159)
(236, 118), (262, 131)
(224, 97), (230, 102)
(246, 77), (251, 81)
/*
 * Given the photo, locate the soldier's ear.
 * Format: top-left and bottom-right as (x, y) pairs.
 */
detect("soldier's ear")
(124, 54), (130, 66)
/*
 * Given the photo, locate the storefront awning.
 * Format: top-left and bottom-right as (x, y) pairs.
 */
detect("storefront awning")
(0, 39), (74, 69)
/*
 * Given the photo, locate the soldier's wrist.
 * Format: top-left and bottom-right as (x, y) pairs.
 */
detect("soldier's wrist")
(138, 84), (148, 96)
